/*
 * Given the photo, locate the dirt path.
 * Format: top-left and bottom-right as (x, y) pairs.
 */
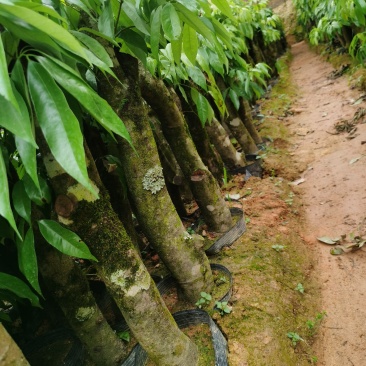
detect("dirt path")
(287, 41), (366, 365)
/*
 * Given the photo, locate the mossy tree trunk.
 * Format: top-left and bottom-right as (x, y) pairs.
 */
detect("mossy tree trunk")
(39, 141), (199, 366)
(176, 87), (224, 182)
(205, 117), (246, 169)
(35, 230), (126, 366)
(0, 324), (30, 366)
(140, 69), (233, 233)
(98, 51), (213, 301)
(238, 99), (263, 145)
(216, 77), (258, 155)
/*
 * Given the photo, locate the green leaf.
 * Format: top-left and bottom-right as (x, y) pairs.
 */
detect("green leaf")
(38, 220), (98, 261)
(11, 59), (31, 109)
(122, 1), (150, 36)
(0, 34), (17, 108)
(12, 181), (31, 224)
(317, 236), (339, 245)
(16, 228), (42, 295)
(182, 24), (198, 64)
(71, 31), (113, 67)
(191, 88), (209, 126)
(36, 56), (132, 146)
(0, 272), (40, 307)
(118, 29), (148, 66)
(211, 0), (234, 21)
(23, 174), (51, 206)
(171, 38), (182, 65)
(229, 89), (240, 110)
(0, 148), (21, 239)
(27, 61), (96, 195)
(0, 86), (37, 148)
(175, 3), (215, 45)
(187, 66), (207, 91)
(0, 3), (88, 61)
(98, 0), (114, 38)
(150, 6), (162, 61)
(162, 3), (182, 41)
(15, 137), (40, 191)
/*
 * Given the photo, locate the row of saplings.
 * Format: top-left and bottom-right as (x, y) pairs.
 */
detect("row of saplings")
(8, 31), (287, 366)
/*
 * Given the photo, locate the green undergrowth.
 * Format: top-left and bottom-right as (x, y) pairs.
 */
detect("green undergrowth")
(212, 176), (322, 365)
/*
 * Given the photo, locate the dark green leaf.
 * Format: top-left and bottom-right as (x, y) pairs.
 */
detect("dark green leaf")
(36, 56), (132, 146)
(229, 89), (240, 110)
(15, 136), (40, 191)
(23, 174), (51, 206)
(0, 148), (21, 239)
(191, 88), (209, 125)
(0, 3), (89, 61)
(122, 1), (150, 36)
(71, 31), (113, 67)
(0, 34), (17, 107)
(162, 3), (182, 41)
(16, 228), (42, 295)
(0, 273), (40, 307)
(12, 181), (31, 224)
(0, 85), (37, 148)
(98, 0), (114, 38)
(150, 6), (162, 61)
(187, 66), (207, 91)
(27, 61), (96, 195)
(11, 59), (31, 109)
(38, 220), (98, 261)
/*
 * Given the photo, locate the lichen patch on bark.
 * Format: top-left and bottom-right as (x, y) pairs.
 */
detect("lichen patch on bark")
(75, 306), (95, 322)
(67, 181), (99, 202)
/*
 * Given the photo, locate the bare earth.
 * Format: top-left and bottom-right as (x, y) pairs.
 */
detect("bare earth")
(288, 41), (366, 365)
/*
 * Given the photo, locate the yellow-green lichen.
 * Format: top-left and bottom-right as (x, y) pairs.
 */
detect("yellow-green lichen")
(142, 165), (165, 194)
(43, 153), (65, 178)
(75, 306), (95, 322)
(67, 181), (100, 202)
(110, 266), (151, 297)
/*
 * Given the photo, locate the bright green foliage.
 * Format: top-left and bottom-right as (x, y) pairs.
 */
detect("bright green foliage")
(195, 292), (212, 308)
(294, 0), (366, 62)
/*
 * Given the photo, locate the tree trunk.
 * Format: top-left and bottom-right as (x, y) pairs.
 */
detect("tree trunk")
(177, 87), (224, 182)
(238, 99), (263, 145)
(0, 324), (30, 366)
(206, 117), (246, 169)
(39, 141), (199, 366)
(98, 51), (213, 302)
(140, 69), (233, 233)
(216, 77), (258, 155)
(35, 231), (126, 366)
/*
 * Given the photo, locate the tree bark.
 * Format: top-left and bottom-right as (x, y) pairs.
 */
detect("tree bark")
(238, 99), (263, 145)
(140, 69), (233, 233)
(39, 140), (199, 366)
(35, 233), (126, 366)
(216, 77), (258, 154)
(98, 51), (213, 302)
(205, 117), (246, 169)
(176, 87), (224, 182)
(0, 324), (30, 366)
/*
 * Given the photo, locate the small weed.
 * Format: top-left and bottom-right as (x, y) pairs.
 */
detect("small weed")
(222, 167), (228, 187)
(285, 192), (295, 206)
(215, 301), (232, 316)
(195, 292), (212, 309)
(295, 283), (305, 294)
(287, 332), (304, 347)
(245, 217), (251, 224)
(272, 244), (286, 252)
(215, 276), (228, 286)
(306, 311), (327, 336)
(117, 331), (130, 342)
